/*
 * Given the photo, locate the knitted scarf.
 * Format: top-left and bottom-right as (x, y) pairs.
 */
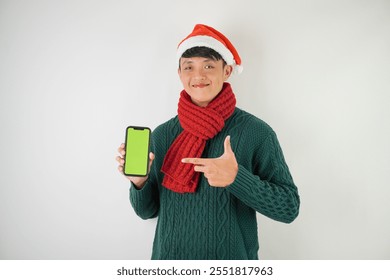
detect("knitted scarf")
(161, 82), (236, 193)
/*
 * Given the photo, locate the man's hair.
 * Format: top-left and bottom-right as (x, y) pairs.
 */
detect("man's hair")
(179, 46), (227, 68)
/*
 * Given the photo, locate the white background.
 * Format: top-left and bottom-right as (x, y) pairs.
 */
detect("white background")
(0, 0), (389, 259)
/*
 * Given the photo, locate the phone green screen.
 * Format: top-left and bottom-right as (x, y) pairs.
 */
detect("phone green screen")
(124, 126), (151, 176)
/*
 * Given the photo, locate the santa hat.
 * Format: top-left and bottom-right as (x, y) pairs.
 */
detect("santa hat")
(177, 24), (243, 74)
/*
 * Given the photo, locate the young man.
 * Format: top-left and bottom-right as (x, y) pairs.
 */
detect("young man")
(117, 24), (300, 259)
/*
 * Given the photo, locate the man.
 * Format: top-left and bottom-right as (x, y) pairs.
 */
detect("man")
(117, 24), (300, 259)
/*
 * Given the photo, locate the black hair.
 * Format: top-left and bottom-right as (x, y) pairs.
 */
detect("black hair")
(179, 46), (227, 68)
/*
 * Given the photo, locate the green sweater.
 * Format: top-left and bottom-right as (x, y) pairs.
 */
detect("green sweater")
(130, 108), (300, 259)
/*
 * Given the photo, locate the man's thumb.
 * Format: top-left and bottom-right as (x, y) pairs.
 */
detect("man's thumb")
(224, 135), (233, 154)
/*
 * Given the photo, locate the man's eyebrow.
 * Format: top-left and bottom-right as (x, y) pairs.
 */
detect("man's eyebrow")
(180, 58), (216, 66)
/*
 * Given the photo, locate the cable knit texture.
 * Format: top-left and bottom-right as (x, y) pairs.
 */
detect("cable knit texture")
(161, 83), (236, 193)
(130, 107), (300, 260)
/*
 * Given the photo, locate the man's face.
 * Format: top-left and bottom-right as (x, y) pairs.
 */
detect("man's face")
(178, 57), (232, 107)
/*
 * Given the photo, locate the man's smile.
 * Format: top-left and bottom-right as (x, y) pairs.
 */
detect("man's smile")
(192, 83), (210, 88)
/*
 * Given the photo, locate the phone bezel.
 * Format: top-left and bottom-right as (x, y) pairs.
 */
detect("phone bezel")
(123, 126), (151, 177)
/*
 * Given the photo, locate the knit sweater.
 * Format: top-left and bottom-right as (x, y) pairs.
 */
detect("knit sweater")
(129, 108), (300, 259)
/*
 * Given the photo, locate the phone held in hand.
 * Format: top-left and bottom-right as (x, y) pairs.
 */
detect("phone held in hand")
(123, 126), (151, 177)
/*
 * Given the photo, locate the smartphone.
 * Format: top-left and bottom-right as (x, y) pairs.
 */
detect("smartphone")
(123, 126), (151, 177)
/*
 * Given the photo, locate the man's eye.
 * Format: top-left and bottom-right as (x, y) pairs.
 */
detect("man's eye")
(205, 65), (214, 69)
(183, 66), (192, 70)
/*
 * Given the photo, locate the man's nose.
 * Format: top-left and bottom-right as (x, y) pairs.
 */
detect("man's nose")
(193, 68), (206, 80)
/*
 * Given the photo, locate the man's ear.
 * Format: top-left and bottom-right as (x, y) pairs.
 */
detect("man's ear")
(223, 65), (233, 81)
(178, 57), (184, 73)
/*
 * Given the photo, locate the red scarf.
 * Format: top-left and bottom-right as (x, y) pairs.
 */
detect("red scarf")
(161, 83), (236, 193)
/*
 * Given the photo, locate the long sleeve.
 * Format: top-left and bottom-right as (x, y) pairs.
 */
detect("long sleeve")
(130, 180), (159, 220)
(227, 122), (300, 223)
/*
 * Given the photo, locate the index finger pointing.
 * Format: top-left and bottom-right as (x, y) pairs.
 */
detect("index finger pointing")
(181, 158), (207, 165)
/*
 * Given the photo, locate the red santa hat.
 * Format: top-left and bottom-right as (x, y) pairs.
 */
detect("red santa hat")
(177, 24), (243, 74)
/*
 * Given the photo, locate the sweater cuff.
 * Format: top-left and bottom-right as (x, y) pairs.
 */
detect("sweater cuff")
(130, 179), (152, 202)
(227, 165), (263, 200)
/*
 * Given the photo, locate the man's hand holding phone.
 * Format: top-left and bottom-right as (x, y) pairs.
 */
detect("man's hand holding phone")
(116, 126), (154, 189)
(117, 143), (154, 189)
